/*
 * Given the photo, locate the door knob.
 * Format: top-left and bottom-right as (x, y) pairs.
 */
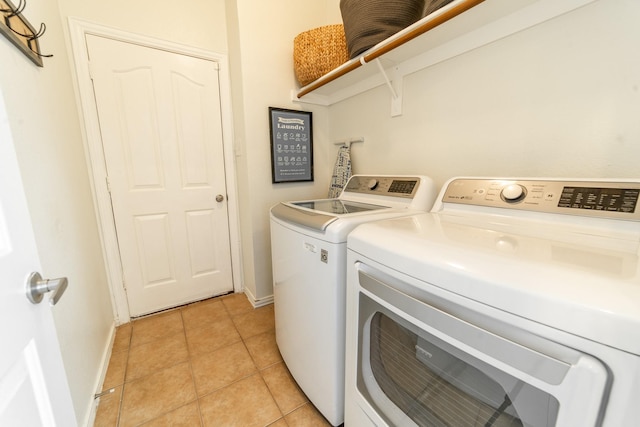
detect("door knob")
(26, 272), (68, 305)
(216, 194), (225, 202)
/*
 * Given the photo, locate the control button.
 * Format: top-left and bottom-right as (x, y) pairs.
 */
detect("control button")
(501, 184), (526, 202)
(484, 189), (499, 201)
(367, 179), (378, 190)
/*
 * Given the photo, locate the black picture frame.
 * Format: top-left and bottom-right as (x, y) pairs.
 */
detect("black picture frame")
(269, 107), (313, 183)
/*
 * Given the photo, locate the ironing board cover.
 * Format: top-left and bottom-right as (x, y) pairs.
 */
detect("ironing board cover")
(328, 145), (352, 198)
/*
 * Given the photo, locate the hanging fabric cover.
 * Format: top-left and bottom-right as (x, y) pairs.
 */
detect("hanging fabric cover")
(328, 145), (352, 198)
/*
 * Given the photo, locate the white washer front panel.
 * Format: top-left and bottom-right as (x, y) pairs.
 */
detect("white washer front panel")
(271, 218), (346, 425)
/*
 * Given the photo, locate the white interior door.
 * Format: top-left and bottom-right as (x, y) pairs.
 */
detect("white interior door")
(0, 92), (76, 426)
(86, 35), (233, 316)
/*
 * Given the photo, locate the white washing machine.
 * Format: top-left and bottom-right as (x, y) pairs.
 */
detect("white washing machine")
(345, 177), (640, 427)
(270, 174), (438, 426)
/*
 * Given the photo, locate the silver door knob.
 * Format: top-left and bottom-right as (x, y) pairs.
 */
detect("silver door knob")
(216, 194), (225, 202)
(26, 272), (68, 306)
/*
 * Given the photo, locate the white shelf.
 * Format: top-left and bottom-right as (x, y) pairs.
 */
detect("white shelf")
(293, 0), (597, 115)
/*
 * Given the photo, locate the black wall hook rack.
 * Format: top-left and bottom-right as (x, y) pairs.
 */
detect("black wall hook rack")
(0, 0), (52, 66)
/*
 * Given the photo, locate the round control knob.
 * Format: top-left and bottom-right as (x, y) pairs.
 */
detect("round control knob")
(367, 179), (378, 190)
(501, 184), (526, 202)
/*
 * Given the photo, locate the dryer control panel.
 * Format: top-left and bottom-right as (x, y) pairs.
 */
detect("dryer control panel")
(442, 178), (640, 220)
(344, 175), (420, 198)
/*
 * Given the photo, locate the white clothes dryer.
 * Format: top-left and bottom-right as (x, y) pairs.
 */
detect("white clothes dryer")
(270, 174), (438, 426)
(345, 177), (640, 427)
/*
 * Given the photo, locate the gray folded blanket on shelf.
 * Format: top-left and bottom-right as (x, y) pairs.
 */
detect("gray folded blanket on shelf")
(340, 0), (455, 59)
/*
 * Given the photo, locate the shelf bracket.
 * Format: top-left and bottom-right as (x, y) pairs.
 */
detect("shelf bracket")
(373, 59), (403, 117)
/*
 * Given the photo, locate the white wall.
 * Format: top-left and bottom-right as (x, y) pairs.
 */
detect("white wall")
(329, 0), (640, 187)
(0, 0), (113, 424)
(231, 0), (342, 302)
(57, 0), (228, 53)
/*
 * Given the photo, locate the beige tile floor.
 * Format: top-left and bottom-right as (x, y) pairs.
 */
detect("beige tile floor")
(94, 293), (332, 426)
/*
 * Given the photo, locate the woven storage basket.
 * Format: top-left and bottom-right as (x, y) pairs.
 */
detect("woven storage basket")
(294, 24), (349, 87)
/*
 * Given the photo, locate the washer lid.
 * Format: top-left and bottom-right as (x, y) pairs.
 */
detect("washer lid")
(271, 199), (391, 231)
(291, 199), (387, 215)
(272, 200), (390, 231)
(271, 202), (337, 231)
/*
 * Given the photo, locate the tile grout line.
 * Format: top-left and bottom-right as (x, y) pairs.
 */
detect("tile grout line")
(239, 336), (288, 424)
(115, 323), (132, 427)
(255, 372), (287, 426)
(234, 308), (293, 425)
(120, 310), (192, 425)
(181, 307), (206, 427)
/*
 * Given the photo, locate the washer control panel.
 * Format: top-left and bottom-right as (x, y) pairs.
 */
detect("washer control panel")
(344, 175), (420, 198)
(442, 178), (640, 220)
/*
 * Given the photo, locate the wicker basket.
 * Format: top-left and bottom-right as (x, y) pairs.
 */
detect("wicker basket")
(294, 24), (349, 87)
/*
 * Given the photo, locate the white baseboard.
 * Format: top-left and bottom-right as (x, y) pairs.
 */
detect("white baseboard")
(242, 288), (274, 308)
(83, 323), (116, 427)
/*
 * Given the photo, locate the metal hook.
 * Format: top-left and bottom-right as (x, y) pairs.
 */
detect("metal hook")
(9, 21), (44, 39)
(29, 47), (53, 58)
(8, 22), (54, 58)
(1, 0), (26, 17)
(27, 23), (53, 58)
(31, 21), (45, 39)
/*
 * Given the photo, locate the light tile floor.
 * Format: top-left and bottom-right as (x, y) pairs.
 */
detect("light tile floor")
(94, 293), (332, 426)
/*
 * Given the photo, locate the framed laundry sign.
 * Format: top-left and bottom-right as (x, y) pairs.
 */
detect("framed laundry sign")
(269, 107), (313, 183)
